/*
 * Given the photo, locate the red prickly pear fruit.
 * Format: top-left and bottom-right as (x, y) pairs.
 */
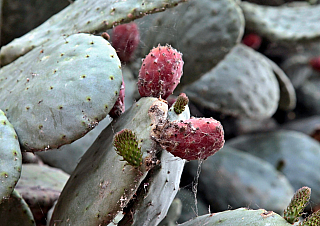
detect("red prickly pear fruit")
(109, 77), (125, 118)
(242, 33), (262, 50)
(309, 56), (320, 72)
(111, 22), (140, 63)
(159, 117), (224, 160)
(138, 44), (184, 100)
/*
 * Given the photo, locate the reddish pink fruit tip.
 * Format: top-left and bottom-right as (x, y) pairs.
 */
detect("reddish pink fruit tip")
(159, 117), (225, 160)
(242, 33), (262, 50)
(109, 77), (125, 118)
(138, 44), (184, 100)
(112, 22), (140, 63)
(309, 56), (320, 72)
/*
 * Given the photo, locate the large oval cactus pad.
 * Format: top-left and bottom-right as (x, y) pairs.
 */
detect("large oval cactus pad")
(0, 0), (187, 66)
(0, 109), (22, 203)
(184, 44), (280, 119)
(50, 97), (168, 226)
(0, 33), (122, 151)
(241, 1), (320, 43)
(139, 0), (244, 87)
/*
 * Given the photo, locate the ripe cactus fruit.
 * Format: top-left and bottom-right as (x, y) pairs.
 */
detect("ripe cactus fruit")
(113, 129), (142, 167)
(284, 186), (311, 224)
(112, 22), (140, 63)
(242, 33), (262, 50)
(138, 44), (183, 100)
(173, 93), (189, 114)
(158, 117), (224, 160)
(309, 56), (320, 72)
(109, 77), (125, 118)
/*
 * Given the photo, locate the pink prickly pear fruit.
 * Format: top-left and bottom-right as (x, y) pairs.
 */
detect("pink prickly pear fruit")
(109, 77), (125, 118)
(242, 33), (262, 50)
(112, 22), (140, 63)
(138, 44), (183, 100)
(309, 56), (320, 72)
(159, 117), (225, 161)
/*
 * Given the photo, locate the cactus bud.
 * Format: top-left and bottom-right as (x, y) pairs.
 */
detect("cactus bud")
(113, 129), (142, 167)
(173, 93), (189, 115)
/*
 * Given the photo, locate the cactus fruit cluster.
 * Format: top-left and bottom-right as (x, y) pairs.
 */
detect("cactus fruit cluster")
(2, 0), (320, 225)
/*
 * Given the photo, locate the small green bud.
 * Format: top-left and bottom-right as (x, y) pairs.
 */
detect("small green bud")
(173, 93), (189, 114)
(113, 129), (142, 167)
(301, 210), (320, 226)
(284, 186), (311, 224)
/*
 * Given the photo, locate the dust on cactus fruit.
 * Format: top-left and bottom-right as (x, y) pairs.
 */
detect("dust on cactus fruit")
(111, 22), (140, 63)
(138, 44), (183, 100)
(109, 77), (125, 118)
(158, 117), (225, 161)
(309, 56), (320, 72)
(242, 33), (262, 50)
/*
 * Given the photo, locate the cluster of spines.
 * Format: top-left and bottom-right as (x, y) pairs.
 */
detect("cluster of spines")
(284, 186), (311, 224)
(173, 93), (189, 114)
(113, 129), (142, 167)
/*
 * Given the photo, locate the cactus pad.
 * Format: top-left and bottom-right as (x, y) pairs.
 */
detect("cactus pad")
(0, 109), (22, 204)
(184, 44), (280, 119)
(0, 33), (122, 151)
(0, 0), (188, 66)
(240, 1), (320, 43)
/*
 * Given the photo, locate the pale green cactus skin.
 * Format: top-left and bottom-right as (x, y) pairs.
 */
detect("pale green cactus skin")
(118, 105), (190, 226)
(50, 97), (169, 226)
(184, 44), (280, 119)
(241, 1), (320, 43)
(0, 109), (21, 204)
(0, 33), (122, 151)
(0, 0), (187, 66)
(178, 208), (292, 226)
(0, 190), (35, 226)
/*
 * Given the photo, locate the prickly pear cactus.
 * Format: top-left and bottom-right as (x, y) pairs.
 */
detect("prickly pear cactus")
(240, 1), (320, 43)
(15, 164), (69, 224)
(227, 130), (320, 209)
(178, 208), (292, 226)
(184, 44), (280, 119)
(138, 0), (244, 86)
(185, 145), (294, 214)
(0, 33), (122, 151)
(0, 0), (188, 66)
(0, 109), (21, 203)
(0, 190), (35, 226)
(50, 97), (168, 225)
(117, 105), (190, 226)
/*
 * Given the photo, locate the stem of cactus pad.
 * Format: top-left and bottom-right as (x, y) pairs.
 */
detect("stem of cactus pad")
(113, 129), (142, 167)
(284, 186), (311, 224)
(173, 93), (189, 115)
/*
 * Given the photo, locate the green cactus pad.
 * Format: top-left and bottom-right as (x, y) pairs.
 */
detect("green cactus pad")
(118, 105), (190, 226)
(284, 186), (311, 224)
(240, 1), (320, 43)
(0, 33), (122, 151)
(114, 129), (143, 167)
(184, 44), (280, 119)
(0, 0), (187, 66)
(302, 210), (320, 226)
(185, 145), (294, 214)
(138, 0), (244, 86)
(15, 164), (69, 224)
(178, 208), (292, 226)
(227, 130), (320, 209)
(0, 109), (22, 204)
(50, 97), (168, 226)
(0, 190), (35, 226)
